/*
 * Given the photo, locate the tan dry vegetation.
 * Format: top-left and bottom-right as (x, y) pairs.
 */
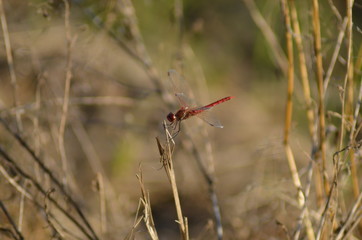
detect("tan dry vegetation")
(0, 1), (361, 240)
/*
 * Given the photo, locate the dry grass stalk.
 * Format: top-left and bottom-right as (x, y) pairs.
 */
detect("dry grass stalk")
(323, 18), (348, 93)
(289, 0), (315, 139)
(124, 200), (143, 240)
(0, 0), (22, 132)
(335, 189), (362, 240)
(0, 144), (94, 239)
(96, 173), (107, 237)
(58, 0), (77, 185)
(155, 121), (189, 240)
(345, 0), (359, 199)
(0, 119), (99, 239)
(312, 0), (329, 195)
(136, 167), (159, 240)
(281, 1), (314, 239)
(289, 0), (324, 212)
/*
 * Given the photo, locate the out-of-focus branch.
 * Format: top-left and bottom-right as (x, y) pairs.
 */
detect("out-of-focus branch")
(0, 0), (22, 132)
(242, 0), (287, 76)
(0, 201), (24, 240)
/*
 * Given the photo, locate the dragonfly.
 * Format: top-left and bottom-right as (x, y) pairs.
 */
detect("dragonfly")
(166, 69), (234, 137)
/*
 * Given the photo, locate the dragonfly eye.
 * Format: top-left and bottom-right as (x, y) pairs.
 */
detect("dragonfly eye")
(167, 112), (176, 122)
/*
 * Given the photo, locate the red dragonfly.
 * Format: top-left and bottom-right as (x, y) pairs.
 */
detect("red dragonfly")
(166, 70), (234, 136)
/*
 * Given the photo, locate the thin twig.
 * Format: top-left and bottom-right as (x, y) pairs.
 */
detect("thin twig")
(58, 0), (76, 185)
(324, 18), (348, 93)
(117, 0), (163, 92)
(124, 199), (143, 240)
(17, 180), (26, 232)
(136, 166), (159, 240)
(0, 119), (98, 240)
(335, 188), (362, 240)
(327, 0), (342, 21)
(0, 163), (63, 239)
(293, 161), (315, 240)
(242, 0), (287, 75)
(97, 173), (107, 237)
(0, 145), (96, 240)
(0, 200), (24, 240)
(0, 0), (22, 132)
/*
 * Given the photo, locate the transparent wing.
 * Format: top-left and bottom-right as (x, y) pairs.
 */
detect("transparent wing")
(194, 109), (224, 128)
(168, 69), (197, 107)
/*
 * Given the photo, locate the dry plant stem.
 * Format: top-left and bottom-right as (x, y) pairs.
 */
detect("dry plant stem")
(0, 164), (65, 239)
(124, 199), (143, 240)
(1, 162), (70, 239)
(355, 42), (362, 73)
(0, 201), (24, 240)
(352, 77), (362, 142)
(242, 0), (287, 75)
(0, 0), (22, 132)
(289, 0), (315, 139)
(33, 75), (44, 183)
(324, 18), (348, 93)
(335, 191), (362, 240)
(96, 173), (107, 237)
(316, 153), (340, 240)
(316, 181), (338, 240)
(0, 145), (96, 240)
(117, 0), (162, 92)
(58, 0), (76, 185)
(0, 165), (33, 200)
(18, 181), (26, 232)
(276, 220), (291, 240)
(158, 122), (189, 240)
(281, 1), (315, 239)
(346, 0), (359, 199)
(289, 0), (324, 209)
(317, 148), (350, 240)
(327, 0), (342, 21)
(311, 0), (329, 195)
(281, 0), (294, 148)
(294, 161), (314, 240)
(0, 119), (99, 240)
(136, 167), (159, 240)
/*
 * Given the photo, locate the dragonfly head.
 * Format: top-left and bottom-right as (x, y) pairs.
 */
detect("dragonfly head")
(167, 112), (176, 123)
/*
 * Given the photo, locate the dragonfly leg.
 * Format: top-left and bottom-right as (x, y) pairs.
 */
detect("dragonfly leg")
(171, 121), (182, 139)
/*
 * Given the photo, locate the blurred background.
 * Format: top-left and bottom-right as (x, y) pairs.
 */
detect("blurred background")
(0, 0), (361, 239)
